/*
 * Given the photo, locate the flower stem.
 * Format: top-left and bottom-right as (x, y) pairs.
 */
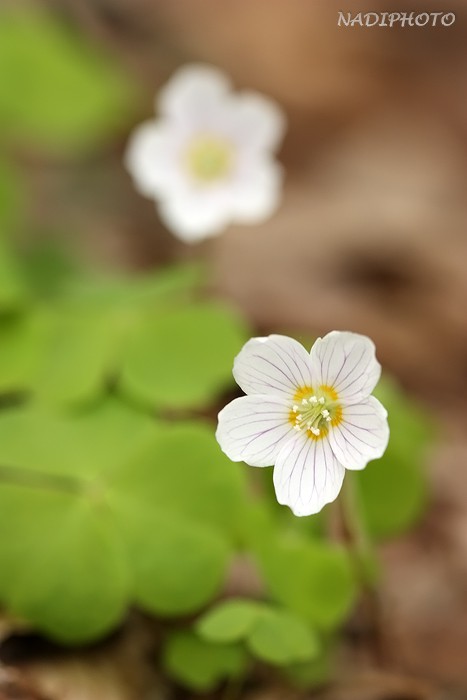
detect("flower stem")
(341, 475), (386, 666)
(341, 475), (376, 588)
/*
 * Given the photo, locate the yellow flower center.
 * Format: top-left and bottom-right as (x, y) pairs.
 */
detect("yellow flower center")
(288, 385), (342, 441)
(186, 135), (232, 182)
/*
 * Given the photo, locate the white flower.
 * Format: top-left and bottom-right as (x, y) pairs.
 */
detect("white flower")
(124, 64), (286, 243)
(216, 331), (389, 516)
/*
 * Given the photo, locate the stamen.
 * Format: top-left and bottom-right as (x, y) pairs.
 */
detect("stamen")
(326, 416), (332, 422)
(321, 409), (330, 418)
(318, 397), (325, 405)
(294, 425), (302, 431)
(309, 396), (318, 404)
(310, 427), (320, 436)
(292, 405), (298, 412)
(302, 398), (308, 405)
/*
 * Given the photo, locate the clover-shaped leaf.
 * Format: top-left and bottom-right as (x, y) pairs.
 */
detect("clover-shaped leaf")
(356, 377), (430, 539)
(255, 538), (357, 631)
(120, 302), (247, 410)
(164, 631), (247, 692)
(0, 402), (247, 642)
(197, 598), (320, 667)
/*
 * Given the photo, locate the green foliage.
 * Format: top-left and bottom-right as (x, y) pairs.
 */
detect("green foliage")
(197, 598), (264, 643)
(120, 302), (247, 410)
(0, 486), (128, 643)
(198, 599), (319, 667)
(0, 9), (137, 153)
(21, 267), (246, 410)
(247, 607), (319, 665)
(0, 402), (248, 642)
(355, 377), (431, 539)
(255, 537), (358, 630)
(0, 5), (434, 687)
(163, 631), (247, 692)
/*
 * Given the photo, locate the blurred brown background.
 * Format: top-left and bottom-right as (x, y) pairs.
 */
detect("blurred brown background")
(8, 1), (467, 698)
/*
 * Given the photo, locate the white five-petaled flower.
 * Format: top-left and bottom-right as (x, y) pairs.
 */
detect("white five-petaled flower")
(124, 64), (286, 243)
(216, 331), (389, 516)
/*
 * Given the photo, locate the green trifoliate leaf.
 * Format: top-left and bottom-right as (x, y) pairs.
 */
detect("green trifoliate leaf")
(197, 599), (320, 667)
(197, 598), (265, 643)
(107, 422), (248, 538)
(246, 608), (320, 666)
(120, 302), (247, 410)
(31, 303), (123, 407)
(256, 537), (357, 631)
(112, 505), (230, 616)
(0, 486), (128, 644)
(355, 377), (430, 539)
(163, 631), (247, 692)
(0, 404), (247, 639)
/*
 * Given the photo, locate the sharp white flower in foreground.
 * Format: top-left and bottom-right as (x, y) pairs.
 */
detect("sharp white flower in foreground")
(125, 64), (286, 242)
(216, 331), (389, 516)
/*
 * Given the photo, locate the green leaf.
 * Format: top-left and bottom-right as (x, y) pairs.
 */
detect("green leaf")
(31, 304), (123, 407)
(356, 377), (430, 539)
(0, 404), (244, 637)
(164, 631), (247, 692)
(197, 598), (264, 643)
(106, 422), (247, 615)
(198, 598), (320, 666)
(0, 10), (136, 153)
(0, 485), (128, 643)
(27, 267), (221, 407)
(256, 537), (357, 631)
(113, 505), (230, 616)
(0, 398), (156, 478)
(61, 263), (204, 311)
(247, 608), (320, 666)
(107, 422), (248, 538)
(120, 302), (247, 410)
(0, 313), (48, 393)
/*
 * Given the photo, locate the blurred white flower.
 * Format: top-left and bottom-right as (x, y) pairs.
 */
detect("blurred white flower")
(216, 331), (389, 516)
(125, 64), (286, 242)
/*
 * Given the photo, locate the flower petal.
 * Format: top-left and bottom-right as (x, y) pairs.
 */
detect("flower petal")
(216, 395), (295, 467)
(231, 157), (283, 224)
(233, 335), (313, 400)
(273, 433), (345, 516)
(124, 121), (185, 198)
(158, 189), (232, 242)
(328, 396), (389, 470)
(229, 91), (286, 152)
(158, 64), (231, 126)
(310, 331), (381, 404)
